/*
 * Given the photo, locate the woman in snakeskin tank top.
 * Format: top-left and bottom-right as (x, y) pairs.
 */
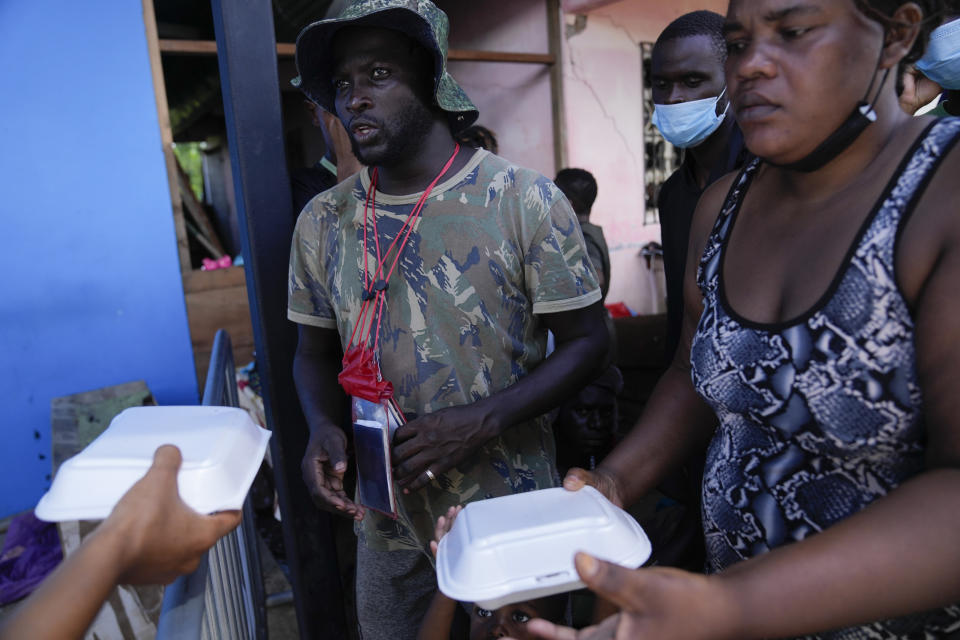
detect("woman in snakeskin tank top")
(525, 2), (960, 639)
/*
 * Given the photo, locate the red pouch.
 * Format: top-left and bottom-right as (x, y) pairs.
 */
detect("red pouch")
(338, 344), (394, 404)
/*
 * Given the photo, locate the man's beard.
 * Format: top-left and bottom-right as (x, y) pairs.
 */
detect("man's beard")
(349, 100), (436, 168)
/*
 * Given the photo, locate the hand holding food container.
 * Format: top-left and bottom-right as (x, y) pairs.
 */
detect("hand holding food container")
(435, 486), (651, 610)
(35, 406), (271, 522)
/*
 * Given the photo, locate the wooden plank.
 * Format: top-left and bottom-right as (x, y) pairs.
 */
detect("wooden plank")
(158, 38), (218, 54)
(547, 0), (567, 171)
(562, 0), (624, 12)
(185, 219), (222, 258)
(159, 38), (555, 64)
(183, 269), (256, 391)
(185, 284), (255, 353)
(159, 39), (286, 56)
(448, 49), (554, 64)
(182, 263), (247, 293)
(177, 163), (226, 257)
(144, 1), (192, 273)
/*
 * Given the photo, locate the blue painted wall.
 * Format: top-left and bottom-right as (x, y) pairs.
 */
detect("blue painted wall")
(0, 2), (198, 517)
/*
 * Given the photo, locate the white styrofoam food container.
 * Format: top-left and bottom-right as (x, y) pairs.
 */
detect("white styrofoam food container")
(35, 406), (271, 522)
(436, 486), (651, 610)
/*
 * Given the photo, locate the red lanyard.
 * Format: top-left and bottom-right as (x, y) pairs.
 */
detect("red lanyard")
(347, 144), (461, 353)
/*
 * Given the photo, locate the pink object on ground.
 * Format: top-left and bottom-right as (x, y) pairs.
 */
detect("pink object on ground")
(201, 255), (233, 271)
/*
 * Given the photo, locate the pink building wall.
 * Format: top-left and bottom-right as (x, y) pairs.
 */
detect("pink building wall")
(561, 0), (729, 313)
(439, 0), (557, 177)
(437, 0), (730, 313)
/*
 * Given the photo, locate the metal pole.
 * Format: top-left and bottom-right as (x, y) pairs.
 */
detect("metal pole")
(209, 2), (348, 638)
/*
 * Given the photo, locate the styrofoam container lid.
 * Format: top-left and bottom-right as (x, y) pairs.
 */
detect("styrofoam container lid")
(35, 406), (271, 522)
(436, 486), (651, 610)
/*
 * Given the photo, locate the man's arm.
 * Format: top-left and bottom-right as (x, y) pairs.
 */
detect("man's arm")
(293, 324), (364, 520)
(392, 300), (610, 491)
(0, 446), (240, 640)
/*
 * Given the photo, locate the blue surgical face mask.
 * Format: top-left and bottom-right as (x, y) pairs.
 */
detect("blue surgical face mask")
(652, 89), (728, 149)
(917, 18), (960, 90)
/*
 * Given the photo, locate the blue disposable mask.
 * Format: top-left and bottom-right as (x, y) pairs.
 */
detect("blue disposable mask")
(917, 18), (960, 90)
(652, 89), (728, 149)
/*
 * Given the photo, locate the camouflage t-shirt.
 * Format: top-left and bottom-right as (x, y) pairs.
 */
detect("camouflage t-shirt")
(288, 149), (601, 552)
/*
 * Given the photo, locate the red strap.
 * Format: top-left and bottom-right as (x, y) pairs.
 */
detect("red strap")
(348, 144), (462, 352)
(347, 174), (381, 349)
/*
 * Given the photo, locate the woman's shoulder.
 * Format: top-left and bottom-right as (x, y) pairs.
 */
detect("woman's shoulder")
(905, 116), (960, 232)
(897, 117), (960, 305)
(687, 169), (745, 259)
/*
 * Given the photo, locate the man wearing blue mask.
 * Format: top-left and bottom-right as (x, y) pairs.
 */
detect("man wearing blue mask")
(652, 10), (750, 363)
(644, 11), (750, 572)
(902, 5), (960, 116)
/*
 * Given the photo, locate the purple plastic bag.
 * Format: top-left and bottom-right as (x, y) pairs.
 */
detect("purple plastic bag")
(0, 512), (63, 605)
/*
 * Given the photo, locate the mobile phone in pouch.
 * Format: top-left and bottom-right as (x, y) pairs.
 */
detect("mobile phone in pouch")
(353, 418), (399, 518)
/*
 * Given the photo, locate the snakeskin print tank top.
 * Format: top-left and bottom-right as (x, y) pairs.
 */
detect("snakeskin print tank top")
(690, 118), (960, 640)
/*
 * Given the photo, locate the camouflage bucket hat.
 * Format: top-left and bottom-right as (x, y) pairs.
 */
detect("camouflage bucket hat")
(295, 0), (479, 133)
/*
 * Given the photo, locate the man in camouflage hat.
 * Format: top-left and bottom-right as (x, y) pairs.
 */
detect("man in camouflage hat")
(288, 1), (610, 637)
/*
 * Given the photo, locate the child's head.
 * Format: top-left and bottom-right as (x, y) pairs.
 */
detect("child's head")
(555, 366), (624, 471)
(468, 594), (568, 640)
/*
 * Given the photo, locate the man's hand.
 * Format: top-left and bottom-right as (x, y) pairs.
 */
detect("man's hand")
(562, 467), (625, 508)
(101, 445), (242, 585)
(302, 425), (365, 520)
(392, 404), (498, 492)
(900, 65), (943, 115)
(515, 553), (738, 640)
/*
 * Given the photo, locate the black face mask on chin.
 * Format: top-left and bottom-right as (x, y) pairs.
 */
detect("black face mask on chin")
(770, 61), (891, 173)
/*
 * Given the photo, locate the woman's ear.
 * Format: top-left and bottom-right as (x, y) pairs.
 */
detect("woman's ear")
(881, 2), (925, 69)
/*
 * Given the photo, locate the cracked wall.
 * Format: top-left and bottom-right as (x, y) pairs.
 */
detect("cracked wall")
(439, 0), (557, 177)
(437, 0), (729, 315)
(561, 0), (728, 313)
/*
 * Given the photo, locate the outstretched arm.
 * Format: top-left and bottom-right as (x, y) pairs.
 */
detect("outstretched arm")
(0, 446), (240, 640)
(522, 467), (960, 640)
(522, 139), (960, 640)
